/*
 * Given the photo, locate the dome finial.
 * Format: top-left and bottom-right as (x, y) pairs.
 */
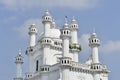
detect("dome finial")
(72, 16), (75, 20)
(46, 9), (49, 13)
(65, 16), (68, 24)
(92, 27), (96, 36)
(18, 49), (21, 55)
(93, 27), (96, 33)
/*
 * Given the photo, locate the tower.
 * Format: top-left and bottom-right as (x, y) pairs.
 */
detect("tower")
(25, 24), (37, 80)
(28, 24), (37, 47)
(89, 33), (102, 80)
(41, 11), (53, 65)
(60, 19), (71, 80)
(42, 10), (52, 37)
(69, 17), (80, 62)
(89, 32), (100, 64)
(70, 17), (78, 44)
(14, 50), (23, 80)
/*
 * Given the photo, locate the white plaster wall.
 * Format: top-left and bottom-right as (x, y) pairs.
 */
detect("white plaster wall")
(69, 70), (93, 80)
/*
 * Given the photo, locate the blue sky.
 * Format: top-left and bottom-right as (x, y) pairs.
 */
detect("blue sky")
(0, 0), (120, 80)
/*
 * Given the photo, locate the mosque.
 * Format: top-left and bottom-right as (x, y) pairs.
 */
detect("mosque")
(13, 11), (109, 80)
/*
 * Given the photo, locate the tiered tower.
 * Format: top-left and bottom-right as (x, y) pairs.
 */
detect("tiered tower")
(25, 24), (37, 80)
(28, 24), (37, 47)
(89, 32), (102, 80)
(42, 10), (53, 65)
(60, 19), (71, 80)
(89, 32), (100, 64)
(14, 50), (23, 80)
(69, 17), (80, 62)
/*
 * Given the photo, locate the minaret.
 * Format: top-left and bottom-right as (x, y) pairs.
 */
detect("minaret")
(14, 50), (23, 80)
(69, 16), (80, 62)
(89, 32), (100, 63)
(41, 11), (53, 65)
(60, 18), (71, 80)
(42, 10), (52, 37)
(28, 24), (37, 47)
(61, 19), (70, 57)
(70, 16), (78, 44)
(25, 24), (37, 80)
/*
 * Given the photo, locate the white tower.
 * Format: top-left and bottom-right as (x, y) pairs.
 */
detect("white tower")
(61, 20), (70, 57)
(28, 24), (37, 47)
(25, 24), (37, 80)
(89, 32), (100, 63)
(60, 19), (71, 80)
(70, 17), (78, 44)
(41, 11), (53, 65)
(42, 10), (52, 37)
(14, 50), (23, 80)
(69, 17), (80, 62)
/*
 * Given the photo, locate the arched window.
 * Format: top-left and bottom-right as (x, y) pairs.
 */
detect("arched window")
(95, 39), (96, 42)
(64, 60), (66, 64)
(36, 60), (39, 71)
(45, 68), (47, 71)
(62, 60), (63, 64)
(67, 60), (69, 64)
(64, 31), (65, 34)
(92, 40), (93, 43)
(67, 31), (68, 34)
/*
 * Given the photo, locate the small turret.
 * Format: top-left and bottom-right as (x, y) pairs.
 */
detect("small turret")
(89, 32), (100, 63)
(42, 10), (52, 24)
(51, 19), (56, 28)
(42, 10), (53, 37)
(69, 17), (80, 62)
(60, 18), (70, 57)
(14, 50), (23, 80)
(28, 24), (37, 47)
(70, 16), (78, 44)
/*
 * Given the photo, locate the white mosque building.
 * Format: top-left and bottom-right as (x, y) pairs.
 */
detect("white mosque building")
(14, 11), (109, 80)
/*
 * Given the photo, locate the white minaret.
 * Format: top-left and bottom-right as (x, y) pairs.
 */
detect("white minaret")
(70, 16), (78, 44)
(25, 24), (37, 80)
(61, 20), (70, 57)
(89, 32), (100, 63)
(14, 50), (23, 80)
(41, 11), (53, 65)
(42, 10), (52, 37)
(70, 16), (79, 62)
(28, 24), (37, 47)
(60, 19), (71, 80)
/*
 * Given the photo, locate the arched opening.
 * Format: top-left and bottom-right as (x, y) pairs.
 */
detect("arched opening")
(36, 60), (39, 71)
(67, 60), (69, 64)
(64, 60), (66, 64)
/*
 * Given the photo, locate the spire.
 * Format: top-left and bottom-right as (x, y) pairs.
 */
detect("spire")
(89, 32), (100, 63)
(93, 27), (95, 33)
(28, 24), (37, 47)
(63, 16), (69, 29)
(14, 50), (23, 80)
(18, 49), (21, 55)
(65, 16), (68, 24)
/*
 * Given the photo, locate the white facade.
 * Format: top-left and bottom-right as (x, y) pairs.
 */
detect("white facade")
(14, 11), (109, 80)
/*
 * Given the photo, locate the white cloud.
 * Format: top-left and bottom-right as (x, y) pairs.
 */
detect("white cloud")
(14, 18), (44, 39)
(79, 34), (91, 53)
(0, 0), (100, 10)
(100, 41), (120, 54)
